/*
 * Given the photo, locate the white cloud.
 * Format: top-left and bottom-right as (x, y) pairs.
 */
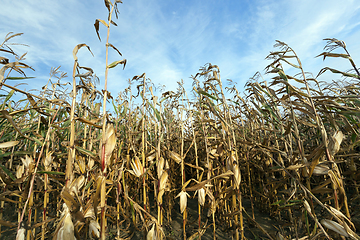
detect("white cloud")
(1, 0), (360, 100)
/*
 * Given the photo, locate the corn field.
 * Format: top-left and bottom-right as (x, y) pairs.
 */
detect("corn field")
(1, 1), (360, 240)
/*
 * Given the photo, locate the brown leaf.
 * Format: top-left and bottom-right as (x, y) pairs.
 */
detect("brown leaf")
(5, 32), (23, 42)
(72, 44), (93, 62)
(104, 0), (111, 12)
(94, 19), (109, 42)
(108, 43), (122, 56)
(0, 219), (17, 227)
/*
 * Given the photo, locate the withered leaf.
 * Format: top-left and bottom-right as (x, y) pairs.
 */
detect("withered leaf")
(94, 19), (109, 42)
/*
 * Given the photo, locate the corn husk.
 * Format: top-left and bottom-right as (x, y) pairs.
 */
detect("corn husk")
(157, 171), (168, 204)
(16, 227), (26, 240)
(55, 203), (76, 240)
(70, 175), (85, 196)
(328, 130), (344, 157)
(99, 123), (116, 172)
(147, 223), (157, 240)
(175, 191), (190, 213)
(157, 157), (165, 178)
(89, 219), (100, 239)
(197, 188), (206, 206)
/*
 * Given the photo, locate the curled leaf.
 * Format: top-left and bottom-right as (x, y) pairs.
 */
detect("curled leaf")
(94, 19), (109, 41)
(321, 219), (349, 237)
(73, 44), (93, 62)
(107, 59), (127, 69)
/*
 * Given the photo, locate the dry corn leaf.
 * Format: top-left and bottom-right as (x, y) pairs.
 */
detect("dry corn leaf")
(313, 164), (330, 175)
(94, 19), (108, 42)
(286, 164), (305, 171)
(70, 175), (85, 196)
(321, 219), (349, 237)
(61, 188), (79, 212)
(326, 204), (355, 229)
(72, 44), (93, 62)
(184, 162), (204, 171)
(169, 150), (182, 164)
(146, 149), (156, 163)
(130, 156), (144, 177)
(328, 170), (342, 190)
(303, 200), (312, 214)
(0, 140), (19, 149)
(54, 203), (76, 240)
(83, 203), (96, 219)
(108, 43), (122, 56)
(276, 232), (286, 240)
(185, 171), (233, 192)
(75, 117), (102, 129)
(308, 145), (325, 177)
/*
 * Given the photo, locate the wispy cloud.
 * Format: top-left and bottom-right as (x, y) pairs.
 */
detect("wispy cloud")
(1, 0), (360, 97)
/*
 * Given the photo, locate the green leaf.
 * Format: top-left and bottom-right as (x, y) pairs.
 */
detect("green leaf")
(197, 90), (218, 101)
(0, 151), (33, 158)
(271, 200), (284, 205)
(0, 163), (16, 181)
(351, 133), (357, 143)
(85, 179), (93, 190)
(263, 103), (280, 123)
(6, 77), (35, 80)
(1, 90), (15, 110)
(146, 99), (162, 123)
(32, 137), (43, 146)
(107, 59), (126, 69)
(75, 146), (97, 158)
(112, 99), (118, 115)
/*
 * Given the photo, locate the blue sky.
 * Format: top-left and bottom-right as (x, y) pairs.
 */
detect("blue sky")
(1, 0), (360, 100)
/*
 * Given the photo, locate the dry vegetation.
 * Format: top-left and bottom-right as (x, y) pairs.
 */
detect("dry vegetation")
(1, 1), (360, 240)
